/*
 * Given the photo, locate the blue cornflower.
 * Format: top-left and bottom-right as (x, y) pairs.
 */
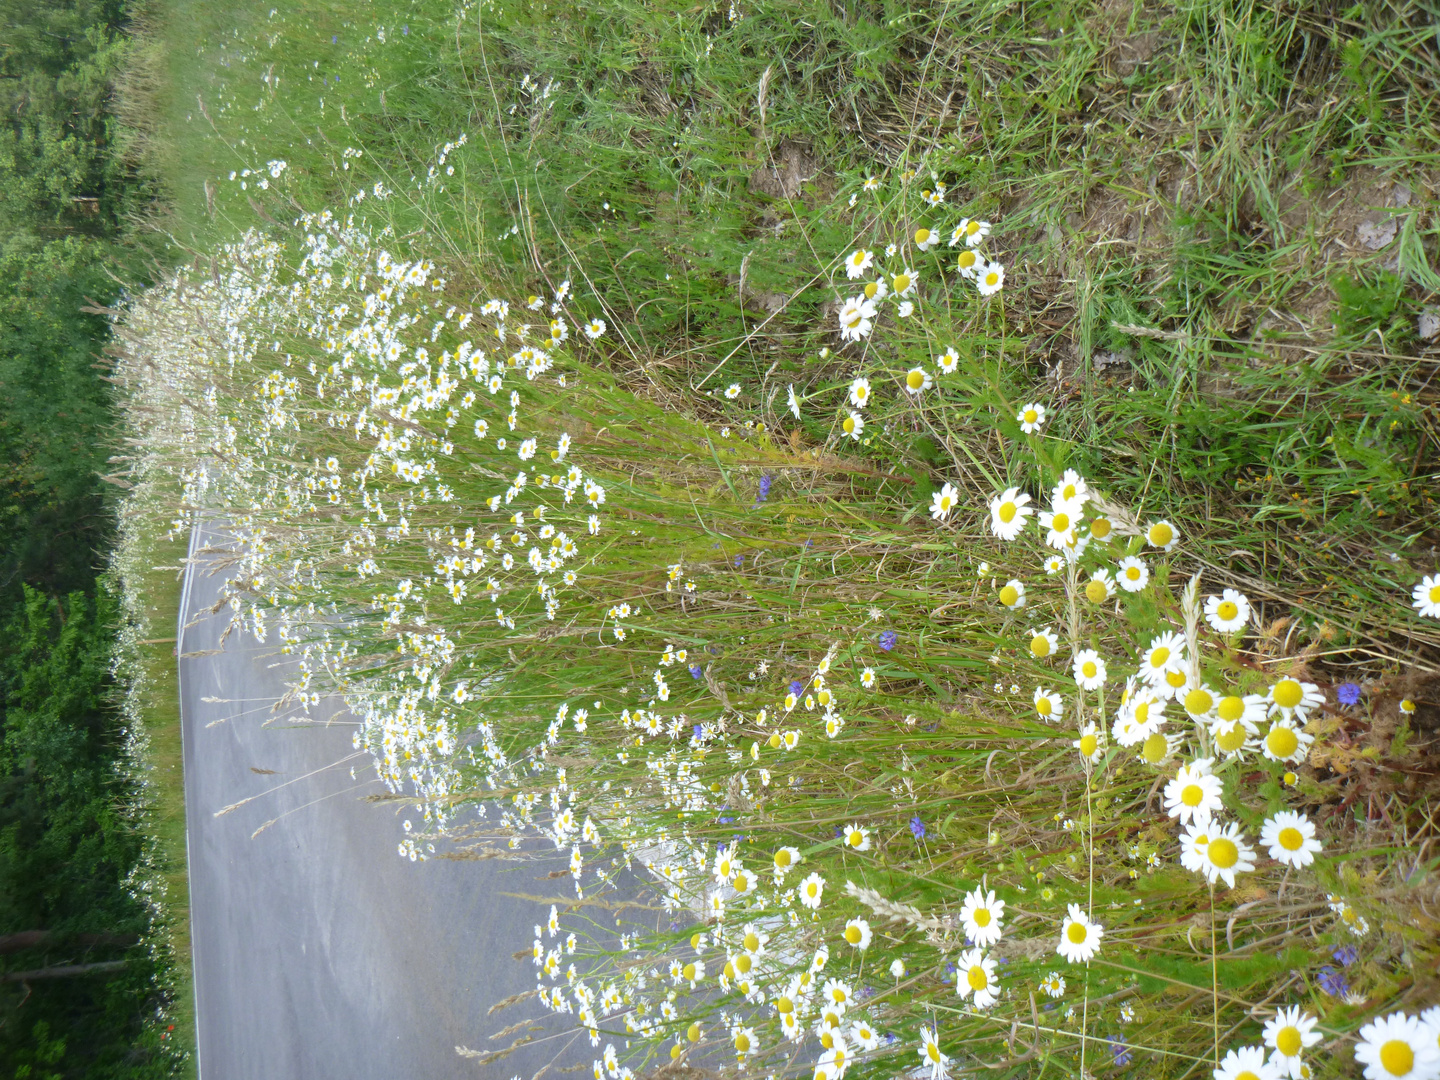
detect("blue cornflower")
(910, 815), (926, 839)
(1333, 944), (1359, 967)
(1336, 682), (1362, 706)
(734, 554), (744, 568)
(1317, 966), (1349, 997)
(789, 679), (804, 696)
(878, 629), (898, 651)
(1110, 1039), (1133, 1067)
(757, 475), (772, 502)
(689, 663), (703, 679)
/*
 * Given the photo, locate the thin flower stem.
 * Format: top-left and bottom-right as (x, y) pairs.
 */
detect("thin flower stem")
(1210, 882), (1220, 1068)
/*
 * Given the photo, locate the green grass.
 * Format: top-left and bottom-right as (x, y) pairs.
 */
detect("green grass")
(114, 0), (1440, 1074)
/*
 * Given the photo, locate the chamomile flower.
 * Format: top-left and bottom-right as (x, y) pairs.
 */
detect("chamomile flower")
(937, 347), (960, 373)
(861, 276), (888, 302)
(787, 384), (802, 418)
(1146, 519), (1179, 551)
(842, 919), (872, 950)
(798, 872), (826, 909)
(1412, 574), (1440, 618)
(841, 411), (865, 440)
(1067, 570), (1106, 609)
(1073, 721), (1104, 763)
(891, 268), (918, 297)
(1029, 626), (1060, 659)
(1116, 556), (1150, 592)
(1354, 1011), (1440, 1080)
(849, 377), (872, 409)
(1267, 678), (1324, 720)
(957, 218), (991, 246)
(914, 227), (939, 251)
(1163, 759), (1224, 825)
(956, 948), (1000, 1008)
(725, 383), (742, 399)
(863, 176), (880, 192)
(1205, 589), (1252, 633)
(959, 888), (1006, 947)
(850, 1019), (880, 1052)
(1264, 1006), (1321, 1071)
(989, 487), (1034, 541)
(1181, 682), (1221, 721)
(772, 846), (801, 875)
(842, 824), (871, 851)
(1040, 972), (1066, 998)
(837, 296), (878, 341)
(1056, 904), (1104, 963)
(1138, 631), (1186, 684)
(1188, 819), (1256, 888)
(954, 248), (980, 279)
(897, 299), (915, 318)
(919, 1027), (950, 1080)
(1053, 469), (1090, 507)
(904, 367), (933, 394)
(844, 249), (875, 280)
(931, 483), (960, 521)
(993, 580), (1024, 609)
(975, 260), (1005, 296)
(1040, 506), (1082, 550)
(1213, 1045), (1283, 1080)
(1033, 687), (1063, 722)
(1261, 717), (1313, 764)
(1017, 402), (1047, 433)
(1043, 554), (1065, 576)
(1210, 696), (1264, 755)
(1261, 811), (1322, 868)
(1073, 649), (1107, 690)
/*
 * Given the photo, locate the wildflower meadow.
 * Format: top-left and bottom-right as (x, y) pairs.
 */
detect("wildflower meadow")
(108, 0), (1440, 1075)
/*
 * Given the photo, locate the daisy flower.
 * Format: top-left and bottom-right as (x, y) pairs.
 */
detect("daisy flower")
(1040, 972), (1066, 998)
(848, 377), (872, 409)
(954, 248), (980, 278)
(1039, 506), (1081, 550)
(1056, 903), (1104, 963)
(862, 276), (888, 302)
(837, 296), (878, 341)
(798, 872), (826, 909)
(1261, 717), (1313, 764)
(842, 823), (871, 851)
(959, 887), (1005, 947)
(956, 948), (1000, 1009)
(994, 580), (1024, 610)
(1261, 811), (1322, 868)
(850, 1019), (880, 1052)
(1088, 516), (1115, 542)
(1028, 626), (1060, 659)
(1413, 574), (1440, 618)
(1163, 759), (1224, 825)
(914, 226), (939, 251)
(1043, 554), (1065, 575)
(1354, 1011), (1440, 1080)
(1210, 704), (1262, 757)
(1188, 818), (1256, 888)
(1264, 1006), (1321, 1071)
(989, 487), (1034, 541)
(1116, 556), (1150, 592)
(1085, 569), (1116, 603)
(975, 260), (1005, 296)
(1073, 649), (1107, 690)
(1146, 519), (1179, 551)
(1017, 402), (1047, 433)
(897, 300), (915, 318)
(891, 267), (918, 297)
(1138, 631), (1186, 684)
(1205, 589), (1252, 633)
(725, 383), (742, 399)
(844, 249), (875, 280)
(860, 667), (876, 689)
(1073, 721), (1104, 763)
(1182, 683), (1220, 721)
(937, 347), (960, 373)
(841, 410), (865, 440)
(958, 218), (991, 246)
(1268, 678), (1324, 720)
(787, 384), (801, 418)
(1033, 687), (1063, 722)
(904, 367), (933, 394)
(863, 176), (880, 192)
(842, 918), (872, 950)
(1213, 1045), (1283, 1080)
(1052, 469), (1090, 507)
(919, 1027), (950, 1080)
(773, 846), (802, 874)
(929, 482), (961, 521)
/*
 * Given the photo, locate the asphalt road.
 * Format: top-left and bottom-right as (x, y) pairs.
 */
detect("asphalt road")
(179, 521), (596, 1078)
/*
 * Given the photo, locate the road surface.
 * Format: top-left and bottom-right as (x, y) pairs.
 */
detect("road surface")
(179, 521), (599, 1078)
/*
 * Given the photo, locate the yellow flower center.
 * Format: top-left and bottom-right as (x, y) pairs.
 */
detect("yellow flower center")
(1236, 1072), (1261, 1080)
(820, 1030), (834, 1050)
(1276, 1027), (1303, 1057)
(999, 502), (1017, 523)
(1037, 697), (1053, 716)
(768, 733), (782, 749)
(736, 953), (752, 973)
(915, 228), (931, 244)
(1142, 732), (1168, 763)
(1218, 696), (1245, 722)
(1150, 646), (1170, 667)
(683, 963), (697, 980)
(847, 312), (862, 328)
(1217, 600), (1239, 621)
(863, 282), (879, 299)
(723, 960), (736, 979)
(1216, 724), (1248, 752)
(907, 370), (925, 390)
(1182, 783), (1204, 806)
(735, 1033), (751, 1053)
(1185, 689), (1214, 715)
(1135, 701), (1151, 723)
(848, 832), (863, 847)
(1053, 512), (1071, 532)
(1207, 837), (1239, 868)
(856, 386), (867, 399)
(671, 1045), (683, 1061)
(1279, 826), (1303, 851)
(999, 585), (1019, 607)
(974, 908), (991, 926)
(984, 271), (999, 286)
(1082, 661), (1098, 678)
(1079, 733), (1098, 757)
(927, 1046), (941, 1064)
(1273, 679), (1303, 709)
(893, 274), (911, 292)
(1149, 522), (1174, 546)
(1431, 585), (1440, 603)
(1165, 669), (1187, 688)
(967, 966), (988, 991)
(1267, 726), (1299, 758)
(1126, 566), (1141, 580)
(1031, 634), (1051, 657)
(1067, 922), (1088, 943)
(844, 925), (862, 944)
(734, 874), (750, 892)
(966, 221), (980, 235)
(690, 933), (702, 949)
(1085, 580), (1108, 603)
(1380, 1040), (1414, 1076)
(957, 251), (976, 269)
(1024, 409), (1038, 423)
(1090, 517), (1111, 538)
(777, 996), (793, 1014)
(843, 417), (857, 433)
